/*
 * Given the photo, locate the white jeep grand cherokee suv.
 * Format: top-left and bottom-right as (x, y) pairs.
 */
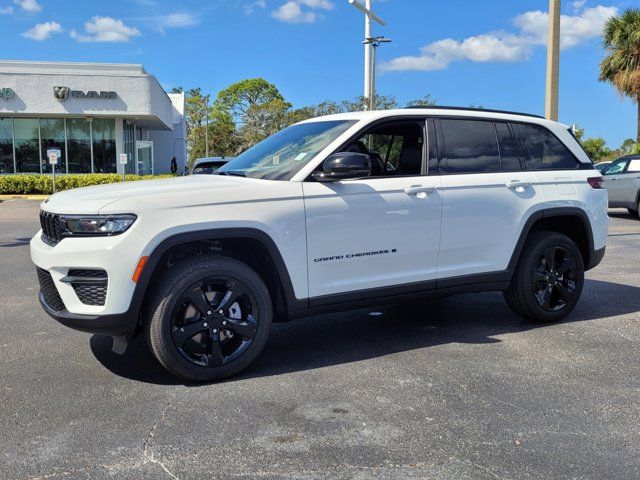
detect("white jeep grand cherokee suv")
(31, 107), (608, 381)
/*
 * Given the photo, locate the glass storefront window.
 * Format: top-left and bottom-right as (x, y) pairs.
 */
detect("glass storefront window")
(92, 118), (116, 173)
(14, 118), (40, 173)
(0, 119), (13, 174)
(66, 119), (92, 173)
(40, 118), (66, 173)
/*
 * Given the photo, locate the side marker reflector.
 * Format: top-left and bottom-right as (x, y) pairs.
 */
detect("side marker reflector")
(132, 256), (148, 283)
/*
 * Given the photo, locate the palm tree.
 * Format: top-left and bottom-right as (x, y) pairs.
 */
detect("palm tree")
(599, 9), (640, 142)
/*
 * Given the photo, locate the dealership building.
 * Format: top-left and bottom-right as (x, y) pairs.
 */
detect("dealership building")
(0, 60), (186, 175)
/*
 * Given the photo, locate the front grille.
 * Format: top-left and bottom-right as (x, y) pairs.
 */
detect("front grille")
(66, 269), (108, 306)
(39, 211), (65, 246)
(36, 267), (66, 312)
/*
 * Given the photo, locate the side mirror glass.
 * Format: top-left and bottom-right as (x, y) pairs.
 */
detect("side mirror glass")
(312, 152), (372, 182)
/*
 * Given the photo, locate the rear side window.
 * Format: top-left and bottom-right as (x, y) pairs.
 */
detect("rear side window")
(440, 119), (501, 173)
(511, 123), (578, 170)
(495, 123), (521, 172)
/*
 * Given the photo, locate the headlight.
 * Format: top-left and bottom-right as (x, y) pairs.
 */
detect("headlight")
(63, 214), (137, 236)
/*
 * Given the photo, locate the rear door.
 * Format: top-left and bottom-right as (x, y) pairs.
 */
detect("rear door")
(436, 118), (540, 279)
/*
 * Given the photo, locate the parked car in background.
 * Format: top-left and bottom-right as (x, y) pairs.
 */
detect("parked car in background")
(602, 155), (640, 217)
(191, 157), (230, 175)
(595, 161), (612, 172)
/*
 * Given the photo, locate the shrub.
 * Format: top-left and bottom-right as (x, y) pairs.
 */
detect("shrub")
(0, 174), (177, 195)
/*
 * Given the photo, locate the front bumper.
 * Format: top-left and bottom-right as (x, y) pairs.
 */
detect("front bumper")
(39, 292), (139, 336)
(31, 227), (149, 334)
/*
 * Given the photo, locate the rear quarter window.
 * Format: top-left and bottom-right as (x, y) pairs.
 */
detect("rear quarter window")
(511, 123), (578, 170)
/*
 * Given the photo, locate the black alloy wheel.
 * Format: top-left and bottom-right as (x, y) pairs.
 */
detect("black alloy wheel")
(532, 246), (579, 312)
(504, 231), (584, 323)
(171, 277), (258, 368)
(145, 255), (272, 382)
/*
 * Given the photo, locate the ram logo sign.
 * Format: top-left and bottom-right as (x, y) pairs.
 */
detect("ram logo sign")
(0, 87), (15, 101)
(54, 86), (117, 102)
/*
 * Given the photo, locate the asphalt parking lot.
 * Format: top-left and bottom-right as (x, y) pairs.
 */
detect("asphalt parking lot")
(1, 199), (639, 480)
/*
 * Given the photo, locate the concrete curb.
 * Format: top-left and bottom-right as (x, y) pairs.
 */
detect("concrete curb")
(0, 194), (49, 200)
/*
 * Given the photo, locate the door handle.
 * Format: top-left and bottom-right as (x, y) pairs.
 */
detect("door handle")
(404, 185), (436, 196)
(505, 180), (531, 190)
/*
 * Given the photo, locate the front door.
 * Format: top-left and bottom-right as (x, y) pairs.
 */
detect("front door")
(136, 141), (154, 175)
(303, 119), (443, 300)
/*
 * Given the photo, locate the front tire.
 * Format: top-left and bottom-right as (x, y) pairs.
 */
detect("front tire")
(145, 255), (272, 382)
(504, 232), (584, 323)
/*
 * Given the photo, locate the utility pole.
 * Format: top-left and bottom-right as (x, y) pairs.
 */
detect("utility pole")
(349, 0), (386, 110)
(545, 0), (561, 121)
(363, 36), (392, 111)
(205, 99), (210, 158)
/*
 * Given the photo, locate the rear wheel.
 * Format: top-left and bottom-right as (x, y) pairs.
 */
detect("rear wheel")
(145, 255), (272, 382)
(627, 208), (638, 217)
(504, 232), (584, 323)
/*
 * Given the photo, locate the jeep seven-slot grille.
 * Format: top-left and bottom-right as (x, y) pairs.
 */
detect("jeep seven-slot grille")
(67, 269), (108, 306)
(39, 211), (65, 246)
(36, 267), (66, 312)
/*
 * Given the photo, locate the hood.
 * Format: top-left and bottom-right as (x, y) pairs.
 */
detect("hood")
(41, 175), (270, 214)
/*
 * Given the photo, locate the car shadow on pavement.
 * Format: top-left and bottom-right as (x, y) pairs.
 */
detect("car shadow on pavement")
(89, 278), (640, 385)
(0, 237), (32, 247)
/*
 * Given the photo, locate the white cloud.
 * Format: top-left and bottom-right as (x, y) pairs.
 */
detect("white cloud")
(14, 0), (41, 12)
(244, 0), (266, 15)
(0, 6), (13, 14)
(70, 16), (141, 43)
(147, 12), (199, 33)
(22, 21), (63, 40)
(271, 0), (333, 24)
(382, 5), (617, 72)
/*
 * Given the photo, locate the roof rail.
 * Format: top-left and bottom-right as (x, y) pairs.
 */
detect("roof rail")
(404, 105), (546, 119)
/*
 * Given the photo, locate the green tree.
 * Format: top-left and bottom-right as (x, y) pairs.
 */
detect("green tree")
(184, 88), (212, 163)
(215, 78), (286, 122)
(170, 87), (184, 94)
(581, 137), (612, 162)
(619, 138), (638, 154)
(407, 95), (437, 107)
(599, 9), (640, 141)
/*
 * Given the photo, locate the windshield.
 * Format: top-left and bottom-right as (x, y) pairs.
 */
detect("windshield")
(217, 120), (356, 180)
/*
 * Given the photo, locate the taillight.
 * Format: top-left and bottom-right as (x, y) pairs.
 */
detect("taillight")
(587, 176), (604, 189)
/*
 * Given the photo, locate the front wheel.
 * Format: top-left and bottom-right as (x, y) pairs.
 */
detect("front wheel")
(145, 255), (272, 382)
(504, 232), (584, 323)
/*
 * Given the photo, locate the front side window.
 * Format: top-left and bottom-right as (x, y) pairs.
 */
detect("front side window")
(512, 123), (578, 170)
(344, 121), (424, 176)
(603, 158), (629, 175)
(441, 119), (501, 173)
(218, 120), (356, 180)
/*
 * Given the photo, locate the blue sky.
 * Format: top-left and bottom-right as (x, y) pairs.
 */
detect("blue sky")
(0, 0), (637, 147)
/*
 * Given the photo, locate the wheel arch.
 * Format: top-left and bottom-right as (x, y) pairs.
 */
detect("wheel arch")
(508, 207), (596, 273)
(130, 228), (305, 329)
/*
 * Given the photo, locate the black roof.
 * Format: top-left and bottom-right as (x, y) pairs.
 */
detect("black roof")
(404, 105), (545, 119)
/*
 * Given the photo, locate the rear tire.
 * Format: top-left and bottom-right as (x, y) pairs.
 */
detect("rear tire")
(145, 255), (272, 382)
(627, 208), (638, 217)
(504, 232), (584, 323)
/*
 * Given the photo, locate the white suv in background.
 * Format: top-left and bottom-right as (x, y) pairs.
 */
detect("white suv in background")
(602, 155), (640, 217)
(31, 107), (608, 381)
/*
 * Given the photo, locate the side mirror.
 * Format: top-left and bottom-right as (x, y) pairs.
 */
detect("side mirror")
(312, 152), (372, 182)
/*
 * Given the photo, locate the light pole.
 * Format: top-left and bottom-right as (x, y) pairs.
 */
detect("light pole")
(349, 0), (386, 110)
(545, 0), (561, 121)
(362, 36), (392, 110)
(205, 99), (210, 158)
